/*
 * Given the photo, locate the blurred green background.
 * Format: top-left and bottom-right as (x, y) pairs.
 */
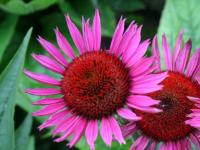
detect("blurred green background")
(0, 0), (200, 150)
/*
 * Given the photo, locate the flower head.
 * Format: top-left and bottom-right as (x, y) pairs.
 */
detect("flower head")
(126, 31), (200, 149)
(24, 9), (165, 149)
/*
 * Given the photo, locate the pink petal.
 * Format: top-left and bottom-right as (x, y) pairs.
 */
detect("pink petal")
(25, 88), (61, 96)
(130, 84), (163, 94)
(24, 69), (60, 85)
(130, 136), (149, 150)
(110, 17), (125, 54)
(173, 31), (183, 69)
(68, 118), (87, 147)
(127, 102), (162, 113)
(108, 117), (125, 144)
(121, 122), (137, 138)
(162, 34), (172, 70)
(122, 26), (142, 62)
(54, 116), (81, 142)
(149, 141), (157, 150)
(100, 117), (112, 146)
(175, 40), (191, 73)
(65, 15), (85, 54)
(189, 133), (200, 149)
(92, 9), (101, 50)
(115, 21), (137, 56)
(32, 53), (64, 74)
(126, 39), (150, 67)
(133, 72), (167, 86)
(127, 95), (160, 107)
(53, 115), (77, 136)
(85, 120), (98, 150)
(82, 18), (94, 51)
(32, 98), (64, 105)
(37, 36), (68, 66)
(32, 102), (66, 116)
(186, 48), (200, 77)
(54, 28), (75, 59)
(187, 96), (200, 104)
(38, 109), (69, 130)
(152, 35), (161, 71)
(130, 57), (154, 78)
(117, 108), (141, 121)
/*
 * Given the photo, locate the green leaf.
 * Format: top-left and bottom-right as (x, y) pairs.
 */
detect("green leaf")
(15, 114), (33, 150)
(158, 0), (200, 51)
(0, 0), (58, 15)
(109, 0), (145, 12)
(0, 14), (18, 61)
(77, 136), (133, 150)
(0, 28), (32, 150)
(27, 136), (35, 150)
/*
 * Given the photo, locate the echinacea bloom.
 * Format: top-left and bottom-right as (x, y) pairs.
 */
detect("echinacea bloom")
(125, 32), (200, 150)
(24, 9), (166, 149)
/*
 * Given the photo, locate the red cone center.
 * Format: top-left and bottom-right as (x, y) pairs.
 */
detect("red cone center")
(61, 51), (130, 119)
(136, 71), (200, 141)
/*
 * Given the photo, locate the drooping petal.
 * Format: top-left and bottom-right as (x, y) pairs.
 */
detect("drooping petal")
(100, 117), (112, 146)
(38, 109), (69, 130)
(65, 15), (85, 54)
(25, 88), (61, 96)
(32, 102), (66, 116)
(54, 28), (75, 59)
(54, 116), (81, 142)
(37, 36), (68, 66)
(121, 122), (137, 138)
(92, 9), (101, 50)
(32, 98), (64, 105)
(108, 117), (125, 144)
(85, 120), (98, 150)
(130, 136), (149, 150)
(189, 133), (200, 149)
(68, 118), (87, 147)
(24, 69), (60, 85)
(162, 34), (172, 70)
(117, 108), (141, 121)
(32, 53), (64, 74)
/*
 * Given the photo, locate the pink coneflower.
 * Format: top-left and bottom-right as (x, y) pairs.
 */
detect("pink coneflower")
(126, 32), (200, 150)
(24, 10), (166, 149)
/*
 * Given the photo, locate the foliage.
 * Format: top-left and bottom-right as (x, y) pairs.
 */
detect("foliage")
(0, 0), (199, 150)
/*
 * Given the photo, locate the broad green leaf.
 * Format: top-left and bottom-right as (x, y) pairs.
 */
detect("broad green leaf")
(0, 28), (32, 150)
(0, 0), (58, 15)
(27, 136), (35, 150)
(0, 14), (18, 61)
(15, 114), (33, 150)
(158, 0), (200, 51)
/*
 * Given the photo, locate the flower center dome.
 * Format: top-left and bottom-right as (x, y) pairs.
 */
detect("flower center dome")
(61, 51), (131, 119)
(136, 72), (200, 141)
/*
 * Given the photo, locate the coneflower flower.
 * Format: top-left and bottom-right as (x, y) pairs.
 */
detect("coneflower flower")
(24, 9), (166, 149)
(125, 31), (200, 150)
